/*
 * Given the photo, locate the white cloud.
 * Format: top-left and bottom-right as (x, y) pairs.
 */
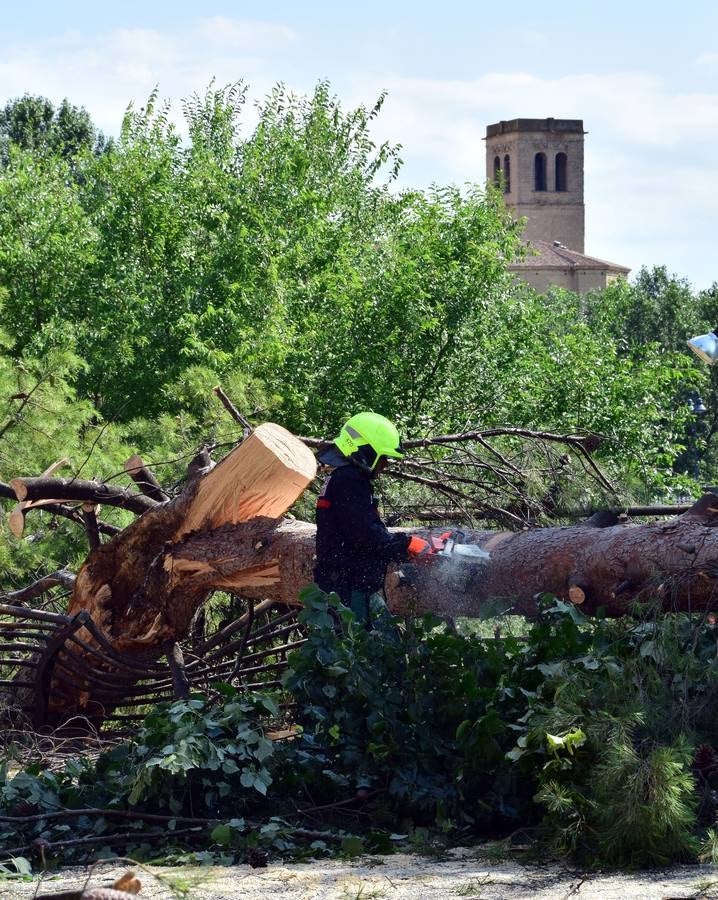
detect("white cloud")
(0, 22), (716, 287)
(195, 17), (297, 49)
(362, 71), (718, 153)
(0, 18), (294, 135)
(696, 52), (718, 70)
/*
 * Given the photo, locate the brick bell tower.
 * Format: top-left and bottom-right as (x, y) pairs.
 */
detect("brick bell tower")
(485, 117), (586, 253)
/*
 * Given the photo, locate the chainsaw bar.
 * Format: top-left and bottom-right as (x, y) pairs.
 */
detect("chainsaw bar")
(437, 532), (491, 563)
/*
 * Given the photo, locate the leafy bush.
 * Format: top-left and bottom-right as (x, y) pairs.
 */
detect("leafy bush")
(5, 589), (718, 868)
(126, 693), (278, 809)
(285, 588), (718, 866)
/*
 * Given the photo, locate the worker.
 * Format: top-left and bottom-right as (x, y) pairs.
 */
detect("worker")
(314, 412), (426, 628)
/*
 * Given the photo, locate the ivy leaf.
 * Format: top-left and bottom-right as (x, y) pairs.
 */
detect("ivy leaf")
(254, 738), (274, 762)
(456, 719), (472, 741)
(210, 823), (232, 847)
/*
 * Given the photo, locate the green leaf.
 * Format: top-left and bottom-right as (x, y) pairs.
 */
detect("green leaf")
(455, 719), (472, 741)
(537, 662), (564, 677)
(2, 856), (32, 876)
(210, 824), (232, 847)
(341, 836), (364, 857)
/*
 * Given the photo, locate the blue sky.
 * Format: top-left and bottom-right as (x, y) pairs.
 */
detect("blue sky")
(2, 1), (717, 288)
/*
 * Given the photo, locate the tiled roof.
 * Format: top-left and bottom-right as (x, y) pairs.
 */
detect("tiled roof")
(508, 240), (631, 273)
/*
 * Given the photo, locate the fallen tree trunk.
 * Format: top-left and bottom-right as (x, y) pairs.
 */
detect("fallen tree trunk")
(6, 419), (718, 728)
(65, 489), (718, 659)
(164, 494), (718, 620)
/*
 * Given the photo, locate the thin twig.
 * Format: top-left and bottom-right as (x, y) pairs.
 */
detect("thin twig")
(213, 385), (252, 437)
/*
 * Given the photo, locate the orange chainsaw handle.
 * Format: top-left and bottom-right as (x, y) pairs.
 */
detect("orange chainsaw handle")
(408, 535), (431, 558)
(408, 532), (453, 560)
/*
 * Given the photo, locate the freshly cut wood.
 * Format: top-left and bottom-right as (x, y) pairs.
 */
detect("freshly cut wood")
(175, 423), (318, 538)
(40, 424), (317, 724)
(67, 423), (316, 639)
(123, 454), (170, 502)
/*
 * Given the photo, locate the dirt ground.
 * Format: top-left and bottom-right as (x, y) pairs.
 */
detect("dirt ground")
(4, 849), (718, 900)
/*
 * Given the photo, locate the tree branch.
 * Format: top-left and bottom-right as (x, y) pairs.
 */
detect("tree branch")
(402, 426), (603, 451)
(213, 385), (253, 437)
(9, 476), (158, 515)
(0, 569), (76, 604)
(123, 455), (170, 502)
(3, 495), (121, 537)
(0, 373), (50, 441)
(81, 504), (101, 550)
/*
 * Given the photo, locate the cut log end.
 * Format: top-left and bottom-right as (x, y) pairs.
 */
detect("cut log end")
(123, 454), (145, 476)
(176, 422), (317, 537)
(7, 505), (25, 537)
(9, 477), (28, 501)
(568, 584), (586, 605)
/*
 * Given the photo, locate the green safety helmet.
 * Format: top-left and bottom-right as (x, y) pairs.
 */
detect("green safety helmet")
(334, 412), (404, 471)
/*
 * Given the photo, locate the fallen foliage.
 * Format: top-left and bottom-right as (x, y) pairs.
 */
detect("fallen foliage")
(3, 588), (718, 870)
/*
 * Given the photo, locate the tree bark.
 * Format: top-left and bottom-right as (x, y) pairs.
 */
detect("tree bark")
(10, 476), (157, 515)
(66, 489), (718, 661)
(163, 494), (718, 620)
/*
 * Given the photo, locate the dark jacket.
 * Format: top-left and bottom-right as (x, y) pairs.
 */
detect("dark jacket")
(314, 463), (410, 597)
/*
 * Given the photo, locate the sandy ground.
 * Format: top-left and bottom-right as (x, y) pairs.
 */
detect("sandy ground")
(3, 849), (718, 900)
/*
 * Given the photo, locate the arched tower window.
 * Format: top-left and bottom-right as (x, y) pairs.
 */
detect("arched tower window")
(555, 152), (567, 192)
(493, 155), (501, 186)
(503, 154), (511, 193)
(534, 152), (547, 191)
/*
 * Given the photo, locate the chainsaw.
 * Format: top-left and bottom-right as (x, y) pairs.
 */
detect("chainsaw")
(403, 529), (490, 592)
(407, 529), (491, 563)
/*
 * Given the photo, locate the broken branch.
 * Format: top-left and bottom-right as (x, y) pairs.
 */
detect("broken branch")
(9, 476), (158, 515)
(123, 455), (170, 502)
(213, 385), (253, 436)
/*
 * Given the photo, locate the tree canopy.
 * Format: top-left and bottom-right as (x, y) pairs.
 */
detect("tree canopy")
(0, 80), (715, 580)
(0, 94), (102, 164)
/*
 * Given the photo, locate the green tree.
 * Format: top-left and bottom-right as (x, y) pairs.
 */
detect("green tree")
(584, 266), (702, 353)
(0, 81), (709, 509)
(583, 267), (717, 487)
(0, 150), (96, 345)
(0, 94), (101, 164)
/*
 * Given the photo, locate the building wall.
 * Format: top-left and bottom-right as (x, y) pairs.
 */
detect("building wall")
(510, 269), (575, 293)
(509, 268), (622, 295)
(575, 269), (622, 293)
(513, 202), (585, 255)
(486, 118), (585, 253)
